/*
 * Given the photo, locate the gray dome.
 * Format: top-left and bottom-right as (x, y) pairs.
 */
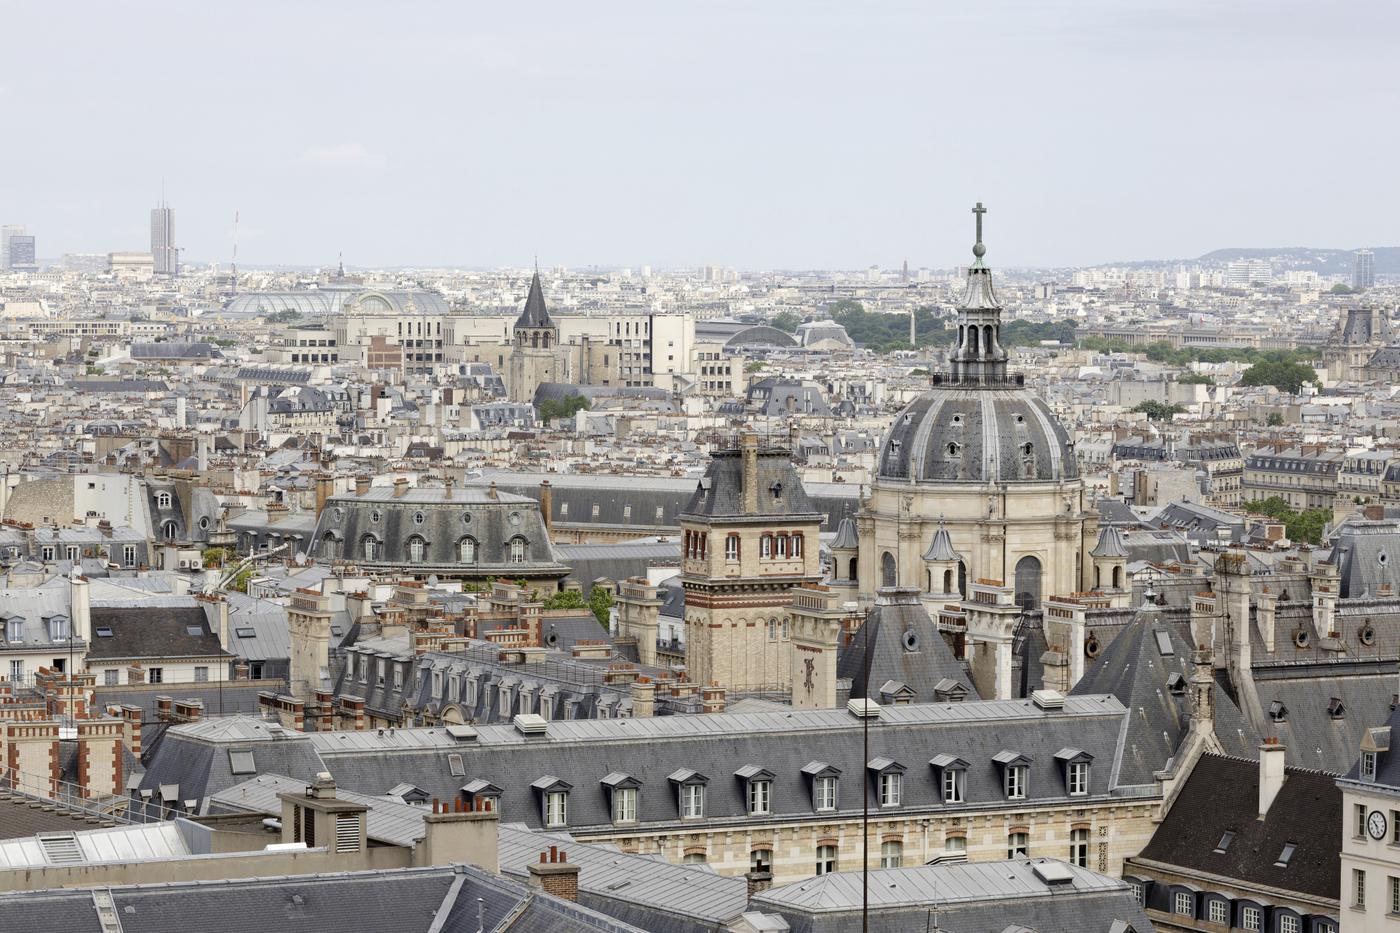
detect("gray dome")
(877, 386), (1078, 484)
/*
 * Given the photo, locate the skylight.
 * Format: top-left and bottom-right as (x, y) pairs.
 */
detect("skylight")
(234, 627), (256, 638)
(94, 626), (113, 637)
(1153, 630), (1175, 657)
(1214, 831), (1235, 854)
(1275, 842), (1296, 867)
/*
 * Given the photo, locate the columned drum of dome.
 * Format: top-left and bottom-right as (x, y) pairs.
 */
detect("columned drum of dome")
(857, 204), (1095, 612)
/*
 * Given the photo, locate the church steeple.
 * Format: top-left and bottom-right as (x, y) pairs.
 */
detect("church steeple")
(947, 202), (1009, 384)
(514, 270), (557, 348)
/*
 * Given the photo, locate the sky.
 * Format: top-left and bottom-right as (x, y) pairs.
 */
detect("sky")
(1, 0), (1397, 270)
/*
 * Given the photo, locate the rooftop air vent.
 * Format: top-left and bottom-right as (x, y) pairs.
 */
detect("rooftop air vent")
(513, 713), (548, 736)
(445, 724), (478, 741)
(1031, 689), (1066, 711)
(1031, 860), (1075, 885)
(846, 698), (881, 720)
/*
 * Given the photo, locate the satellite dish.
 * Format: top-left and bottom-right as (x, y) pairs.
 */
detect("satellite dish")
(427, 574), (439, 587)
(294, 551), (307, 564)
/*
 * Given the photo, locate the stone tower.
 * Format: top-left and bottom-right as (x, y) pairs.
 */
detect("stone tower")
(679, 431), (823, 694)
(508, 270), (564, 403)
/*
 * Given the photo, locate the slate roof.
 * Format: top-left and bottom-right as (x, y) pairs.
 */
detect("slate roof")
(86, 605), (227, 662)
(514, 271), (555, 330)
(679, 447), (823, 522)
(1136, 753), (1341, 901)
(876, 386), (1078, 484)
(753, 858), (1151, 933)
(1091, 525), (1129, 559)
(829, 515), (859, 550)
(285, 695), (1141, 833)
(1070, 605), (1260, 785)
(839, 587), (975, 703)
(0, 863), (646, 933)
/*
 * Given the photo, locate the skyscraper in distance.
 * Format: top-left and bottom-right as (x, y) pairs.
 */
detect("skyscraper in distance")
(151, 202), (176, 275)
(0, 225), (23, 271)
(1354, 249), (1375, 290)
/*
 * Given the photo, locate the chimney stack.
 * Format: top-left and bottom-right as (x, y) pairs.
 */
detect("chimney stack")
(1259, 739), (1287, 818)
(741, 430), (760, 515)
(355, 475), (371, 496)
(392, 477), (410, 499)
(526, 846), (580, 901)
(414, 797), (500, 873)
(539, 480), (553, 533)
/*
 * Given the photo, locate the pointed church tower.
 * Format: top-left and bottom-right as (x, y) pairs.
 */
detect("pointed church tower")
(508, 270), (565, 403)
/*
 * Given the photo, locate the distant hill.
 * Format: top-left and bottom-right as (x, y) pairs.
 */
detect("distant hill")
(1197, 246), (1400, 275)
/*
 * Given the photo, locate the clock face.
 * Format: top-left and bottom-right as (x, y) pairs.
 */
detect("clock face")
(1369, 810), (1388, 840)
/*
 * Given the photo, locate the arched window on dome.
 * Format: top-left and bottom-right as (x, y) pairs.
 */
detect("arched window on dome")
(459, 537), (477, 563)
(1014, 555), (1042, 610)
(881, 552), (897, 588)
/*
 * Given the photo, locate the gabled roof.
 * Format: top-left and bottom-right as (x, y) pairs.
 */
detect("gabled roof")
(514, 271), (555, 330)
(838, 588), (976, 703)
(1136, 753), (1340, 900)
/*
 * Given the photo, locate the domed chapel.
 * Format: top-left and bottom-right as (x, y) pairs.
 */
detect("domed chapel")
(846, 204), (1099, 613)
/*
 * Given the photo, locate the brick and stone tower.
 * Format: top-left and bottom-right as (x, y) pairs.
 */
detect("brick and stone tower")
(680, 431), (823, 694)
(508, 270), (563, 403)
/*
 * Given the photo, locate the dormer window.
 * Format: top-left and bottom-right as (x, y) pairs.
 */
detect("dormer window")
(1363, 750), (1378, 781)
(47, 615), (69, 642)
(736, 765), (774, 816)
(867, 758), (906, 809)
(157, 492), (171, 509)
(531, 776), (572, 827)
(994, 750), (1031, 800)
(462, 779), (501, 813)
(1166, 672), (1186, 696)
(601, 772), (641, 824)
(4, 617), (22, 643)
(802, 761), (840, 812)
(669, 769), (708, 820)
(931, 755), (968, 803)
(1055, 748), (1093, 797)
(1329, 697), (1346, 720)
(1268, 700), (1288, 723)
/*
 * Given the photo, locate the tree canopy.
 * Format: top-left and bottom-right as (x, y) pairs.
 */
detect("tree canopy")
(770, 310), (801, 332)
(828, 300), (947, 353)
(1243, 497), (1330, 545)
(538, 394), (590, 424)
(1238, 359), (1318, 394)
(1130, 400), (1185, 421)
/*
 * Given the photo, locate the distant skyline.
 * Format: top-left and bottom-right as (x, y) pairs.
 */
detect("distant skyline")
(2, 1), (1397, 270)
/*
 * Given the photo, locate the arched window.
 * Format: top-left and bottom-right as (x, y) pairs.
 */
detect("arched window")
(1112, 565), (1122, 589)
(157, 492), (172, 509)
(361, 535), (380, 561)
(968, 328), (980, 355)
(849, 557), (858, 583)
(943, 568), (954, 593)
(957, 561), (967, 597)
(1014, 555), (1043, 610)
(407, 536), (426, 563)
(509, 537), (527, 564)
(321, 532), (339, 560)
(1094, 566), (1101, 589)
(459, 537), (477, 563)
(161, 520), (177, 541)
(881, 552), (897, 588)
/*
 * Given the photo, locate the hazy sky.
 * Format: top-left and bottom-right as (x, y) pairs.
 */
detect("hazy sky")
(2, 1), (1396, 269)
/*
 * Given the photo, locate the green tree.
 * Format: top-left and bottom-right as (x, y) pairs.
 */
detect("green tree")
(266, 309), (302, 324)
(230, 567), (254, 593)
(542, 589), (587, 610)
(1266, 412), (1285, 427)
(1239, 360), (1317, 394)
(588, 586), (614, 628)
(1242, 497), (1331, 544)
(1330, 283), (1354, 295)
(1176, 373), (1214, 385)
(202, 547), (231, 569)
(771, 311), (801, 332)
(1130, 400), (1185, 421)
(538, 394), (590, 423)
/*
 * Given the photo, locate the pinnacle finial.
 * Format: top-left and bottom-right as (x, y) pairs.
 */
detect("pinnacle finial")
(972, 202), (987, 260)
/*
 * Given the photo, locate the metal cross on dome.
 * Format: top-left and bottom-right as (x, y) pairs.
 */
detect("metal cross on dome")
(972, 202), (987, 245)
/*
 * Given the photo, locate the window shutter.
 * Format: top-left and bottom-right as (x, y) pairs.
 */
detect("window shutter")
(335, 813), (359, 853)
